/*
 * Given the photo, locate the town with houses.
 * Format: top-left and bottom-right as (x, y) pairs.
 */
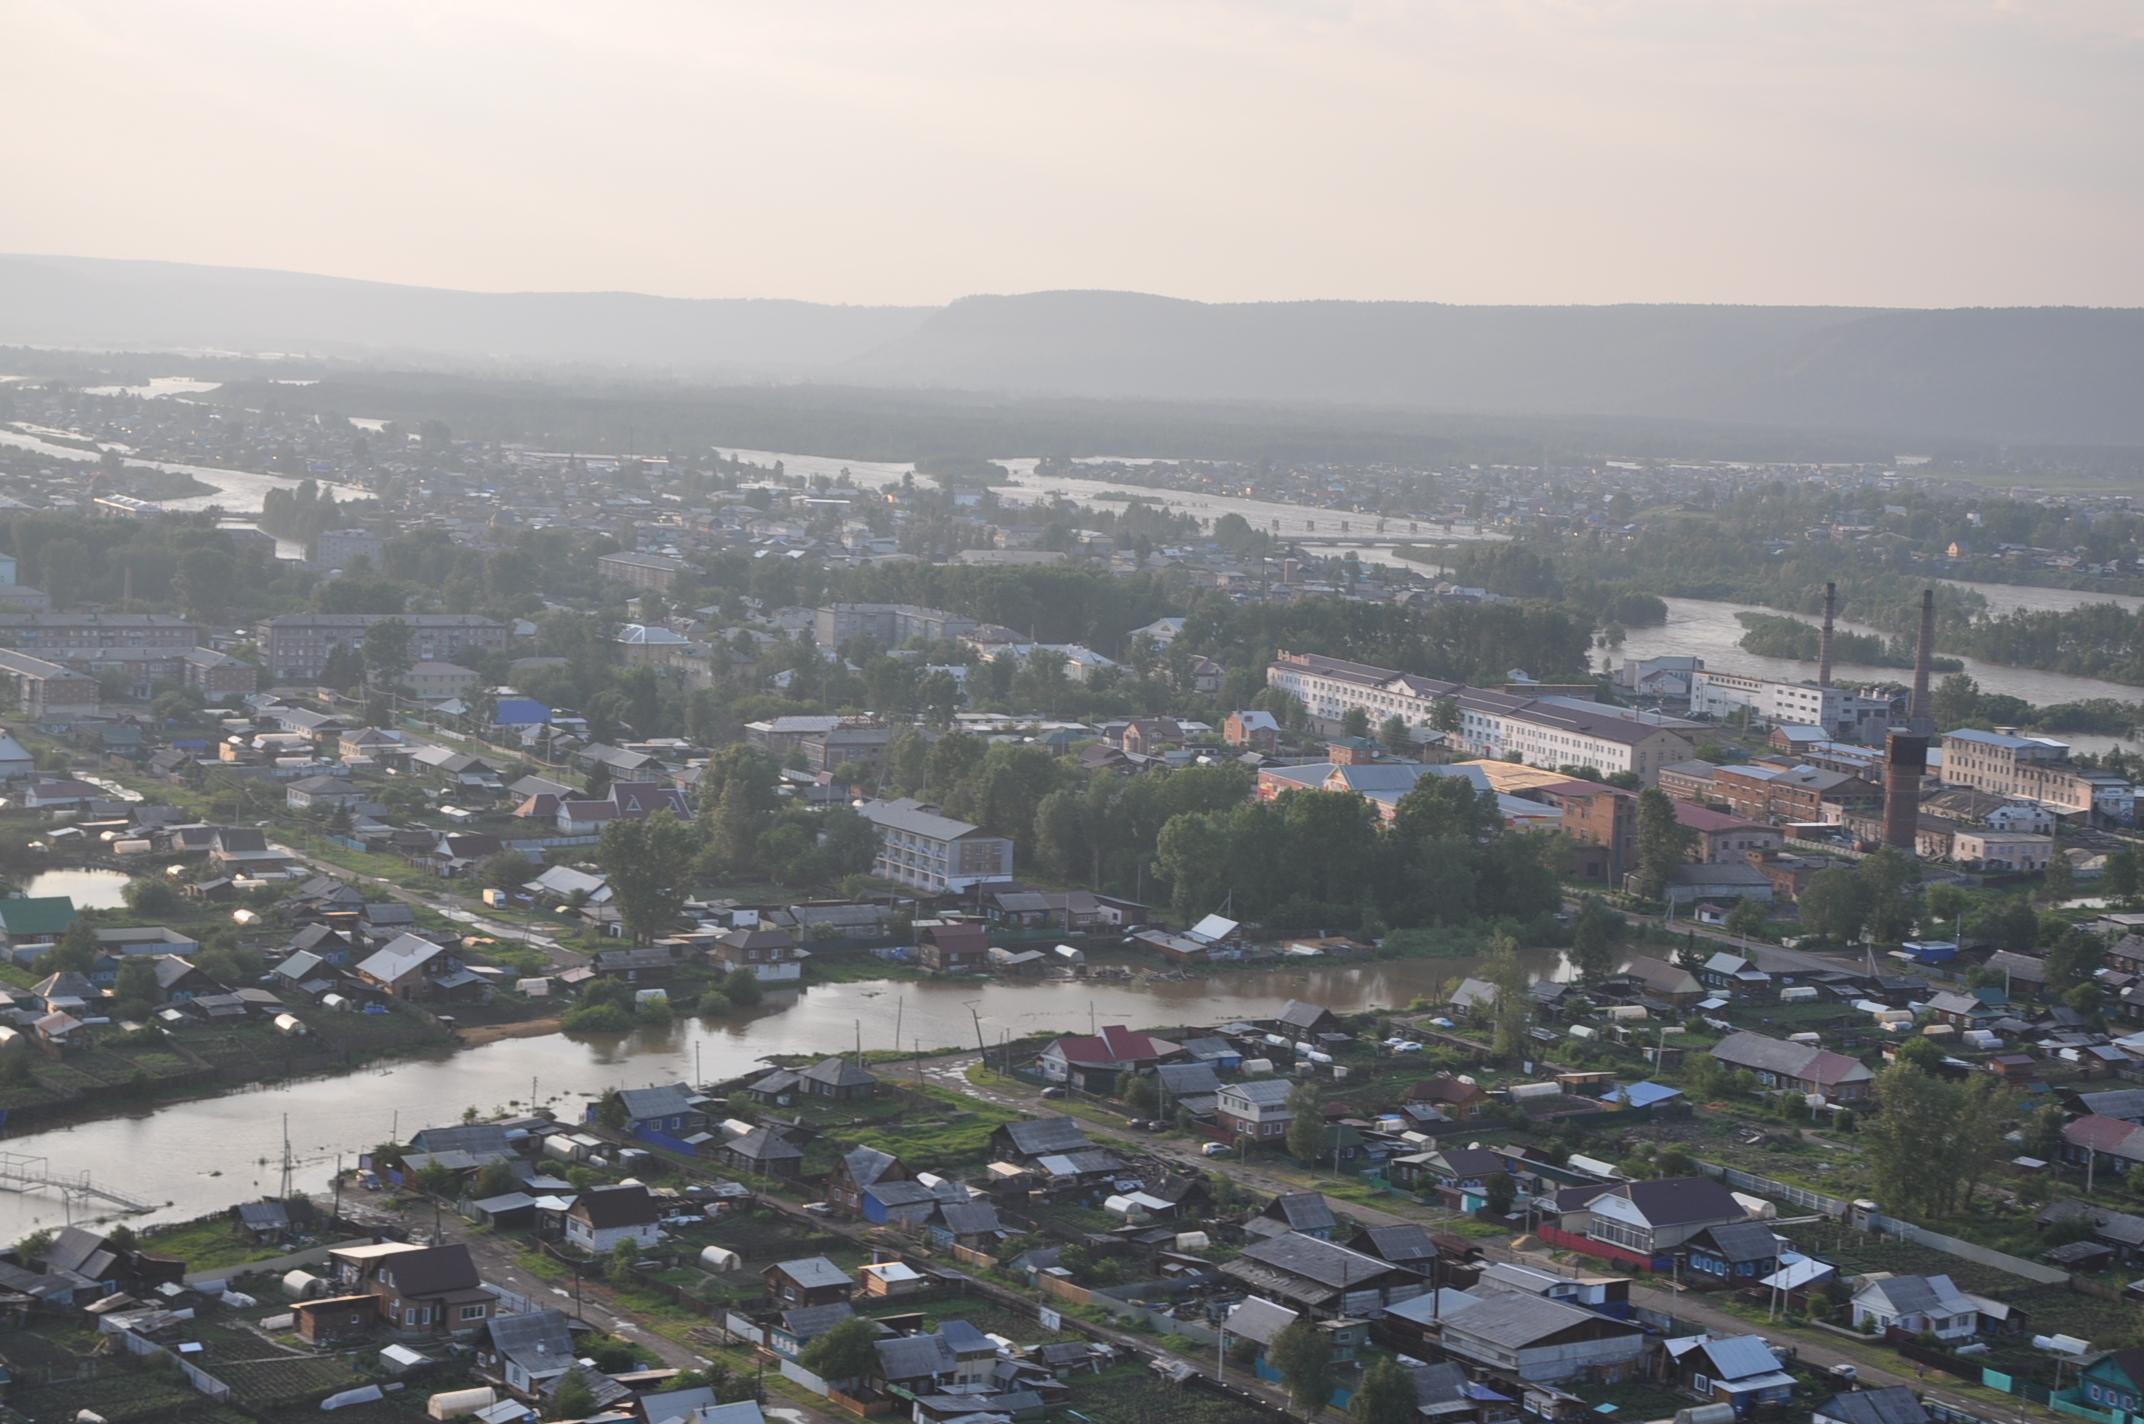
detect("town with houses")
(1, 370), (2144, 1424)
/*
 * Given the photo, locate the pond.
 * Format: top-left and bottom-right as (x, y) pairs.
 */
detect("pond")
(17, 866), (134, 909)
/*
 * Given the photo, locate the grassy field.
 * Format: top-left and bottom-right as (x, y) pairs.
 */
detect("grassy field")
(842, 1087), (1027, 1172)
(137, 1214), (293, 1272)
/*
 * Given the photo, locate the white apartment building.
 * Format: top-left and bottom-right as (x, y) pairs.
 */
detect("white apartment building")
(1266, 651), (1695, 785)
(1688, 669), (1894, 741)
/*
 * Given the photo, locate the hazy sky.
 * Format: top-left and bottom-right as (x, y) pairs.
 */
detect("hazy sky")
(4, 1), (2140, 307)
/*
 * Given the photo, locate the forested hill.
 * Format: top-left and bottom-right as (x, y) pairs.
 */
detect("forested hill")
(6, 255), (2142, 447)
(0, 254), (933, 371)
(849, 293), (2144, 448)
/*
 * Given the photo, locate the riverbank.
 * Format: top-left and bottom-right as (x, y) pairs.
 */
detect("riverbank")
(456, 1015), (562, 1046)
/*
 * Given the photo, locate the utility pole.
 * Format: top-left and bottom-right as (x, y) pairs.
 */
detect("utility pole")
(965, 1001), (988, 1074)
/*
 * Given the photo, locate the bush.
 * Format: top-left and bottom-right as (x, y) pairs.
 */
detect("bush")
(561, 1002), (633, 1034)
(724, 968), (764, 1008)
(696, 989), (734, 1018)
(635, 996), (673, 1026)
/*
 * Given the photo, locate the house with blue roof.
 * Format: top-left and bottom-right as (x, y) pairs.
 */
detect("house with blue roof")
(1600, 1080), (1683, 1111)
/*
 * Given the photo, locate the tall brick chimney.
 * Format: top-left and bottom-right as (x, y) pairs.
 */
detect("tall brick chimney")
(1881, 588), (1938, 851)
(1817, 581), (1836, 689)
(1910, 586), (1936, 730)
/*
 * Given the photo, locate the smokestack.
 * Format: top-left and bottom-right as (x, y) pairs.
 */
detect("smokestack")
(1817, 581), (1836, 689)
(1882, 588), (1938, 853)
(1910, 587), (1935, 729)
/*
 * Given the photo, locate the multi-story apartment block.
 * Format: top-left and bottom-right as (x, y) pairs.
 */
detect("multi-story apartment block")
(0, 650), (100, 717)
(816, 602), (978, 648)
(1689, 669), (1896, 742)
(313, 529), (385, 571)
(597, 551), (687, 592)
(263, 614), (508, 681)
(1941, 729), (2136, 822)
(854, 797), (1013, 893)
(1266, 651), (1696, 785)
(0, 613), (200, 652)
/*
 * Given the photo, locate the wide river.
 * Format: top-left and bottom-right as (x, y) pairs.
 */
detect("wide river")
(0, 953), (1581, 1240)
(724, 445), (2142, 745)
(0, 419), (364, 515)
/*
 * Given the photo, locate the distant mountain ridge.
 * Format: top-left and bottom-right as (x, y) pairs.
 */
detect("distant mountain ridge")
(4, 255), (2141, 447)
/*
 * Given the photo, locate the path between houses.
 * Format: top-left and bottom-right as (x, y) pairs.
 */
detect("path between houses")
(936, 1051), (2063, 1424)
(284, 844), (590, 971)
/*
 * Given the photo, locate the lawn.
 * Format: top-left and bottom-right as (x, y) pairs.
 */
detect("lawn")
(138, 1214), (292, 1272)
(842, 1088), (1026, 1172)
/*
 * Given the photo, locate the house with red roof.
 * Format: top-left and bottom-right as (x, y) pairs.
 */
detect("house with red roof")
(2064, 1114), (2144, 1177)
(1039, 1024), (1180, 1093)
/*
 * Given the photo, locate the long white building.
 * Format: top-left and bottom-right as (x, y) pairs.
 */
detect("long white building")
(1688, 669), (1895, 742)
(1266, 651), (1696, 785)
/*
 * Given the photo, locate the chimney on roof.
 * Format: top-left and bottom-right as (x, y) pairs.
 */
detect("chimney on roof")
(1817, 582), (1836, 689)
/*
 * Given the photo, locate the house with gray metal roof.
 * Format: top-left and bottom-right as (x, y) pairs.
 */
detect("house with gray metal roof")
(1435, 1290), (1648, 1382)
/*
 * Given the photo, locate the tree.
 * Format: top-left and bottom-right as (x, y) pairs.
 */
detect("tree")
(1431, 696), (1462, 734)
(1378, 715), (1412, 758)
(606, 1237), (641, 1284)
(548, 1370), (597, 1421)
(1285, 1080), (1325, 1164)
(2023, 1103), (2068, 1163)
(112, 955), (161, 1013)
(2042, 850), (2075, 904)
(37, 918), (97, 976)
(121, 876), (181, 916)
(1798, 867), (1871, 943)
(800, 1314), (880, 1384)
(1340, 706), (1371, 740)
(1123, 1073), (1159, 1115)
(723, 967), (764, 1008)
(1570, 895), (1620, 983)
(596, 810), (695, 943)
(362, 617), (414, 689)
(1267, 1314), (1335, 1415)
(475, 851), (536, 891)
(1351, 1355), (1419, 1424)
(1722, 898), (1767, 939)
(1931, 672), (1981, 731)
(1483, 1171), (1518, 1217)
(1484, 934), (1531, 1062)
(1859, 848), (1920, 944)
(707, 777), (763, 882)
(2106, 846), (2141, 905)
(1633, 788), (1691, 900)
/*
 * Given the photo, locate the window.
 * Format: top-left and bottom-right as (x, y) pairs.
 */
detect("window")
(460, 1304), (488, 1321)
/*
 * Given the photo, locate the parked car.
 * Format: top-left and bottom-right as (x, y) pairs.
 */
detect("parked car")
(1041, 1086), (1067, 1099)
(1145, 1120), (1169, 1133)
(801, 1202), (834, 1217)
(1200, 1142), (1230, 1157)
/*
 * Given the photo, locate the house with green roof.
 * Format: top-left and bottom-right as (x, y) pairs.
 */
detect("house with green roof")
(0, 895), (75, 948)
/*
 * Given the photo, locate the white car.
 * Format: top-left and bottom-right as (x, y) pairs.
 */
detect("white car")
(1200, 1142), (1231, 1157)
(1389, 1040), (1423, 1054)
